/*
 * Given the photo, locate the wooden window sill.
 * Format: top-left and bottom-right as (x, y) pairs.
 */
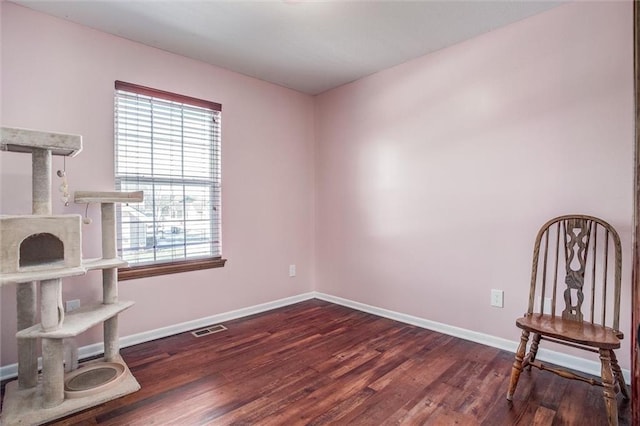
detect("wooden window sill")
(118, 257), (227, 281)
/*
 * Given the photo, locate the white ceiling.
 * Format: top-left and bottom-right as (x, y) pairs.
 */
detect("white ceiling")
(12, 1), (564, 95)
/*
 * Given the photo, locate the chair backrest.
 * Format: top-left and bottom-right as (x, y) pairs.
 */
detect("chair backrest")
(527, 215), (622, 332)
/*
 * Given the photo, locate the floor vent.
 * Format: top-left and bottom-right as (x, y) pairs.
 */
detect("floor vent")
(191, 324), (228, 338)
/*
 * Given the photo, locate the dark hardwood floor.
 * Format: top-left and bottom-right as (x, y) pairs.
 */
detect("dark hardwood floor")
(1, 299), (632, 425)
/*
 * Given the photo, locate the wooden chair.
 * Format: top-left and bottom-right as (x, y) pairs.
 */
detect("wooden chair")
(506, 215), (629, 425)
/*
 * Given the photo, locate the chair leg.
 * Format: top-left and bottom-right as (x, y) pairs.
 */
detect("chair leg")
(610, 350), (629, 400)
(599, 349), (618, 426)
(507, 330), (530, 401)
(527, 333), (541, 370)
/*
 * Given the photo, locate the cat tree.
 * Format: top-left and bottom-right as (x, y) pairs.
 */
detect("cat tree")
(0, 127), (142, 425)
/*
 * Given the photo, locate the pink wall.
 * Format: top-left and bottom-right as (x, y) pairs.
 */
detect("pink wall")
(315, 2), (634, 369)
(0, 3), (316, 366)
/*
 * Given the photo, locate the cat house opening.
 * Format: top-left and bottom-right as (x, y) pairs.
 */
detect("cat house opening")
(0, 215), (82, 275)
(19, 233), (64, 268)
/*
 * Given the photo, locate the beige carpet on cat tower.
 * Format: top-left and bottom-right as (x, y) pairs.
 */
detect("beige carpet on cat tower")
(0, 127), (142, 425)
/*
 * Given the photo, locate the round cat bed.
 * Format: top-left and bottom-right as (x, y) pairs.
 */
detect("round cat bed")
(64, 361), (126, 399)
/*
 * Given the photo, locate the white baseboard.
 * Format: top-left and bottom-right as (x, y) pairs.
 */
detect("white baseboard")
(1, 290), (631, 384)
(313, 292), (632, 383)
(0, 292), (315, 381)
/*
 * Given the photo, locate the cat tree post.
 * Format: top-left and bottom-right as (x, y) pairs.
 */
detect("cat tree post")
(16, 147), (53, 389)
(42, 338), (64, 407)
(32, 148), (52, 214)
(102, 202), (118, 361)
(16, 284), (37, 388)
(40, 278), (63, 331)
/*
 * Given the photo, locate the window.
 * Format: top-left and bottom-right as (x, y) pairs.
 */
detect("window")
(114, 81), (225, 280)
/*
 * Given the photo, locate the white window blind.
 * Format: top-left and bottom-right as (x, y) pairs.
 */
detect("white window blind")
(114, 81), (222, 267)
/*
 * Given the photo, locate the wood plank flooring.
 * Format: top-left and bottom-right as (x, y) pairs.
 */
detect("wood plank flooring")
(1, 299), (632, 425)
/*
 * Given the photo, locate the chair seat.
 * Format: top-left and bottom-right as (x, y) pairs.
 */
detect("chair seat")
(516, 314), (621, 350)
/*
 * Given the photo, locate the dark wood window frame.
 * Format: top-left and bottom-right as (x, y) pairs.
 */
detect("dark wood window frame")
(114, 81), (226, 281)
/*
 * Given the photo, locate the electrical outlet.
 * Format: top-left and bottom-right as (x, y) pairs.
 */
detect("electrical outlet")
(65, 299), (80, 312)
(289, 264), (296, 277)
(490, 289), (504, 308)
